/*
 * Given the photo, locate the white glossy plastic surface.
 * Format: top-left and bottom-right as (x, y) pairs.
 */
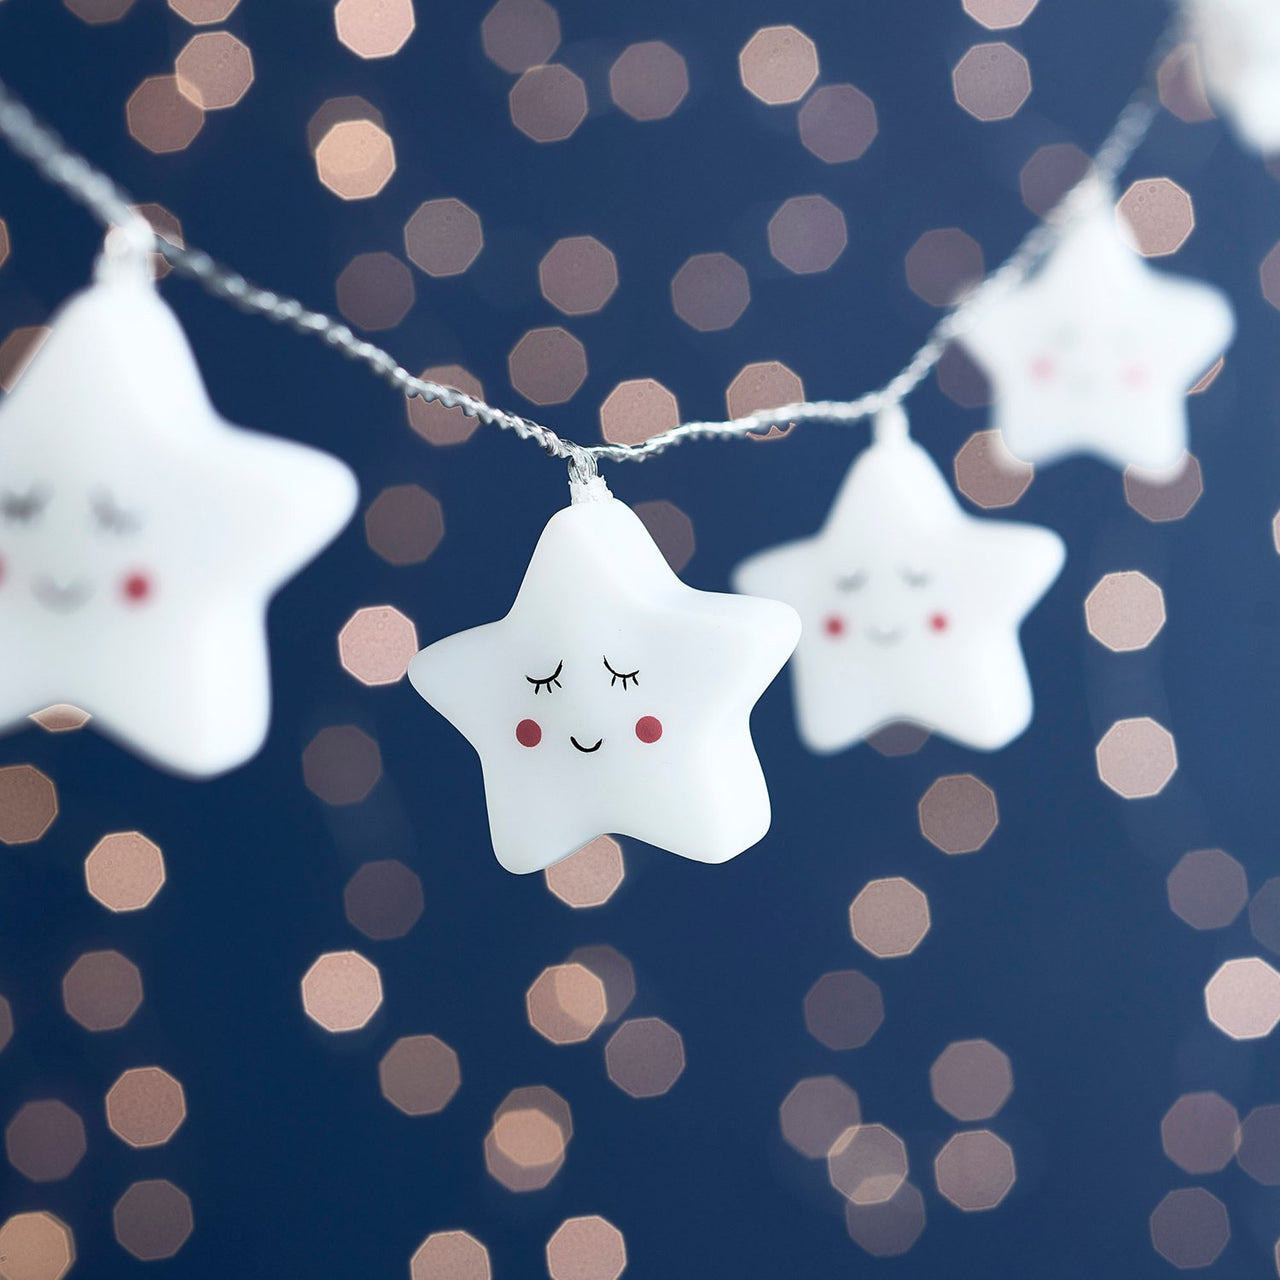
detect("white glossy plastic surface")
(0, 276), (357, 775)
(959, 206), (1235, 471)
(733, 423), (1064, 753)
(1187, 0), (1280, 153)
(408, 494), (801, 874)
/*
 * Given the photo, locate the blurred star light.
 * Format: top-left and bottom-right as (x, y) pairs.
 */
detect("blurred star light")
(105, 1067), (187, 1147)
(1124, 455), (1203, 522)
(1095, 717), (1177, 798)
(952, 43), (1032, 120)
(599, 378), (679, 446)
(963, 0), (1038, 27)
(610, 42), (688, 121)
(379, 1035), (461, 1116)
(605, 1017), (686, 1097)
(544, 836), (626, 907)
(1161, 1092), (1239, 1174)
(953, 430), (1033, 507)
(344, 859), (424, 938)
(526, 963), (607, 1044)
(1204, 957), (1280, 1039)
(338, 607), (419, 686)
(509, 65), (588, 143)
(829, 1123), (909, 1205)
(930, 1040), (1014, 1121)
(336, 252), (415, 331)
(364, 484), (445, 566)
(671, 253), (750, 331)
(0, 765), (57, 843)
(127, 76), (205, 153)
(545, 1216), (627, 1280)
(804, 970), (884, 1050)
(62, 949), (143, 1031)
(302, 725), (382, 804)
(66, 0), (134, 21)
(1149, 1188), (1229, 1269)
(301, 950), (383, 1031)
(539, 236), (618, 315)
(411, 1231), (492, 1280)
(5, 1101), (86, 1182)
(508, 327), (587, 404)
(315, 120), (395, 200)
(1084, 572), (1166, 651)
(85, 831), (165, 911)
(768, 196), (848, 274)
(780, 1075), (861, 1159)
(633, 501), (695, 573)
(334, 0), (415, 58)
(0, 1212), (75, 1280)
(404, 199), (483, 277)
(407, 365), (484, 446)
(726, 361), (804, 421)
(739, 26), (819, 104)
(1117, 180), (1195, 257)
(798, 84), (878, 163)
(169, 0), (239, 20)
(934, 1130), (1016, 1210)
(481, 0), (560, 73)
(174, 32), (254, 110)
(845, 1181), (926, 1257)
(1168, 849), (1248, 930)
(848, 877), (931, 958)
(906, 229), (984, 307)
(113, 1180), (194, 1261)
(918, 774), (998, 853)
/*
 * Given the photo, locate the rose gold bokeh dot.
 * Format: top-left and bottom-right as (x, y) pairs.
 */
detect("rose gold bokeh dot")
(726, 361), (804, 422)
(605, 1017), (685, 1097)
(29, 705), (91, 733)
(1188, 355), (1224, 396)
(338, 606), (419, 686)
(539, 237), (618, 315)
(130, 203), (183, 280)
(845, 1180), (926, 1257)
(1149, 1188), (1229, 1269)
(509, 66), (588, 143)
(739, 26), (819, 105)
(0, 994), (11, 1053)
(126, 76), (204, 154)
(1084, 571), (1165, 652)
(1161, 1092), (1240, 1174)
(481, 0), (560, 74)
(1168, 849), (1248, 930)
(779, 1076), (861, 1159)
(1204, 957), (1280, 1039)
(411, 1230), (492, 1280)
(848, 877), (930, 958)
(1116, 180), (1194, 257)
(1262, 244), (1280, 311)
(526, 963), (607, 1044)
(1250, 878), (1280, 954)
(169, 0), (239, 21)
(62, 949), (142, 1031)
(0, 1212), (75, 1280)
(906, 229), (984, 307)
(105, 1067), (186, 1148)
(175, 32), (254, 110)
(1158, 44), (1216, 124)
(486, 1109), (566, 1191)
(671, 252), (750, 331)
(934, 1130), (1016, 1210)
(65, 0), (134, 22)
(568, 945), (635, 1023)
(315, 120), (395, 200)
(829, 1123), (909, 1205)
(85, 831), (165, 912)
(798, 84), (878, 164)
(306, 96), (385, 153)
(495, 1085), (573, 1141)
(0, 326), (51, 393)
(335, 0), (415, 58)
(937, 345), (992, 409)
(963, 0), (1038, 28)
(1095, 717), (1178, 798)
(544, 836), (625, 907)
(404, 199), (483, 277)
(335, 252), (415, 332)
(803, 970), (883, 1050)
(866, 722), (931, 756)
(0, 220), (8, 270)
(599, 378), (679, 446)
(1018, 142), (1091, 218)
(1237, 1105), (1280, 1184)
(610, 41), (688, 121)
(633, 501), (695, 574)
(0, 764), (57, 844)
(5, 1101), (85, 1183)
(508, 327), (587, 405)
(302, 725), (382, 805)
(344, 858), (424, 939)
(408, 365), (484, 446)
(930, 1040), (1013, 1121)
(918, 774), (998, 854)
(379, 1035), (460, 1116)
(768, 195), (847, 274)
(113, 1180), (193, 1261)
(545, 1216), (626, 1280)
(1125, 454), (1203, 522)
(365, 484), (445, 566)
(954, 429), (1033, 507)
(952, 43), (1031, 121)
(301, 950), (383, 1032)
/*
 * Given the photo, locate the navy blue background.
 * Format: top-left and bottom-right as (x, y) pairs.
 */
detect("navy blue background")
(2, 0), (1280, 1274)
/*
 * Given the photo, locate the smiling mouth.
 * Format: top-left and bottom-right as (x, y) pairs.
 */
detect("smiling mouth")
(866, 626), (903, 647)
(570, 736), (603, 753)
(32, 577), (93, 613)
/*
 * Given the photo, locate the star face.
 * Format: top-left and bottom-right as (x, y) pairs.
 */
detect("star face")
(407, 490), (801, 873)
(1186, 0), (1280, 152)
(732, 422), (1064, 753)
(958, 205), (1234, 471)
(0, 276), (357, 775)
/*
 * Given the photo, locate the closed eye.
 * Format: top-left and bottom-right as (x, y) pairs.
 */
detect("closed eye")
(901, 567), (931, 588)
(90, 490), (141, 535)
(603, 655), (639, 690)
(836, 571), (867, 592)
(0, 486), (50, 525)
(526, 659), (564, 694)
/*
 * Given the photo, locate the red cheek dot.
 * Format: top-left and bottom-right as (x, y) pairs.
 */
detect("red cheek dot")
(516, 718), (542, 748)
(635, 716), (662, 744)
(823, 614), (845, 638)
(929, 612), (949, 633)
(1030, 355), (1055, 382)
(122, 572), (152, 603)
(1123, 363), (1148, 388)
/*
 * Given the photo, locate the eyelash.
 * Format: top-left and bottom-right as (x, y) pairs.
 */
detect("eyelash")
(91, 492), (141, 535)
(526, 659), (563, 694)
(0, 488), (49, 525)
(603, 655), (639, 690)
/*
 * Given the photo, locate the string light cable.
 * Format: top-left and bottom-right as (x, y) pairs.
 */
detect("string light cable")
(0, 18), (1173, 487)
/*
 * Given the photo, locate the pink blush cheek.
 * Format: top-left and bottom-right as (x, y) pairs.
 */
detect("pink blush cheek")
(1123, 363), (1148, 388)
(516, 718), (542, 748)
(928, 612), (949, 633)
(823, 614), (846, 638)
(121, 571), (154, 605)
(1030, 355), (1056, 382)
(635, 716), (662, 744)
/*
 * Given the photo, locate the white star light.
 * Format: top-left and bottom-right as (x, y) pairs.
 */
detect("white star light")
(1186, 0), (1280, 153)
(732, 409), (1064, 753)
(958, 204), (1234, 471)
(408, 484), (801, 873)
(0, 275), (357, 775)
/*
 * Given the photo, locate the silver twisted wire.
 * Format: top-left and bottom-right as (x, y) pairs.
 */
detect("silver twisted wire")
(0, 14), (1172, 473)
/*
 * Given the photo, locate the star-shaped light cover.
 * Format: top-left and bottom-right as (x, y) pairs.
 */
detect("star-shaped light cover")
(408, 482), (801, 873)
(0, 273), (357, 775)
(1186, 0), (1280, 152)
(732, 409), (1065, 753)
(958, 202), (1234, 471)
